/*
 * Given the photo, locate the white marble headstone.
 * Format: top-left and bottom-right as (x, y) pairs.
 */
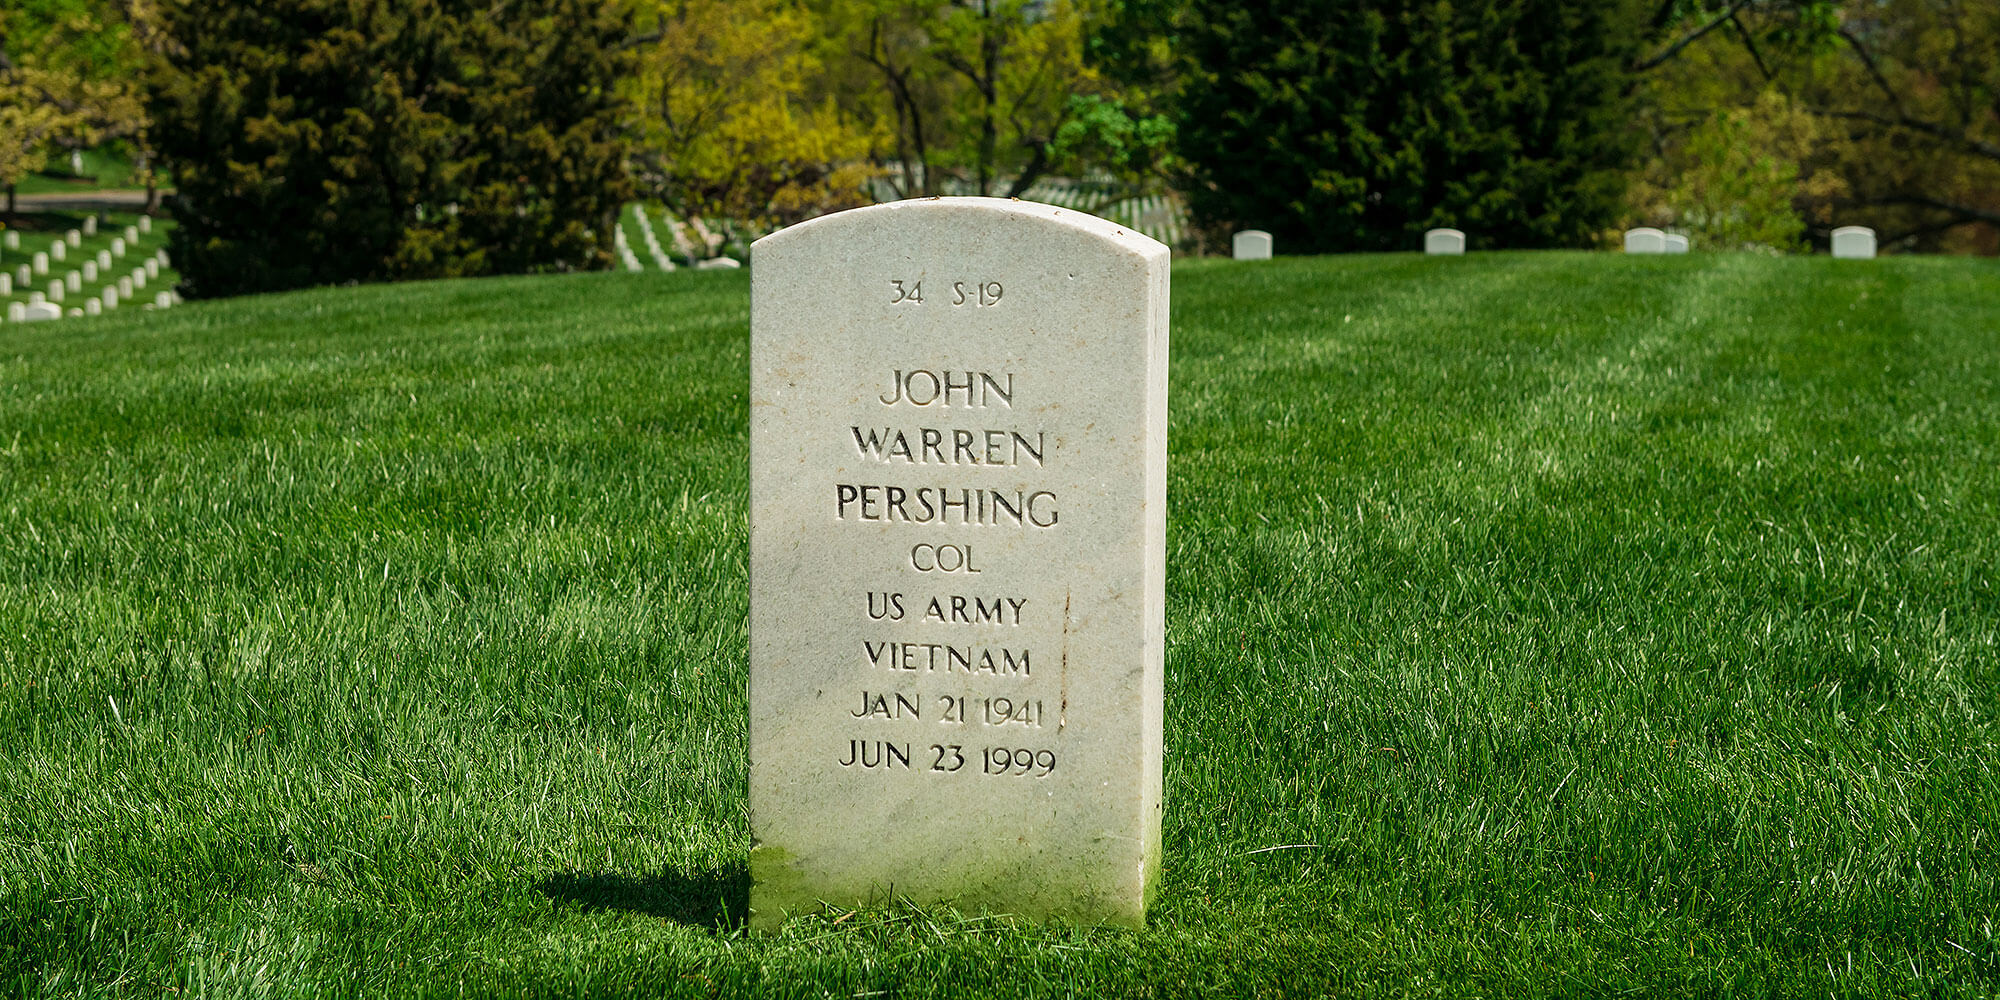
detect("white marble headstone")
(6, 302), (22, 322)
(1232, 230), (1272, 260)
(49, 242), (65, 262)
(97, 250), (112, 270)
(3, 232), (17, 250)
(65, 230), (81, 248)
(138, 216), (152, 235)
(0, 273), (9, 296)
(85, 298), (101, 315)
(111, 238), (126, 257)
(83, 216), (97, 236)
(1623, 228), (1666, 254)
(21, 301), (60, 322)
(118, 276), (133, 297)
(33, 252), (48, 274)
(83, 261), (97, 282)
(748, 198), (1168, 931)
(1424, 228), (1466, 255)
(1831, 226), (1877, 259)
(1663, 234), (1690, 254)
(65, 272), (80, 292)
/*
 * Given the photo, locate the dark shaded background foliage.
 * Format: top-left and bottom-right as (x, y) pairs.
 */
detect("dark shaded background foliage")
(148, 0), (634, 298)
(1172, 0), (1646, 252)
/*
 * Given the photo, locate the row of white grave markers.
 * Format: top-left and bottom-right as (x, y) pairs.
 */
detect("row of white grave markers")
(630, 205), (676, 271)
(605, 207), (749, 272)
(3, 247), (176, 323)
(1226, 225), (1882, 258)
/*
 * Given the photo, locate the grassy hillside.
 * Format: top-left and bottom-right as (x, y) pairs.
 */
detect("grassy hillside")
(1, 253), (1996, 998)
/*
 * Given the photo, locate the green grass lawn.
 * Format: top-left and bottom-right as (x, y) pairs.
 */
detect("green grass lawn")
(1, 252), (1995, 998)
(10, 148), (155, 196)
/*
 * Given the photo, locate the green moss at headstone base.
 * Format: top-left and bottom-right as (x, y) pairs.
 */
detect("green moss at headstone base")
(748, 840), (1150, 933)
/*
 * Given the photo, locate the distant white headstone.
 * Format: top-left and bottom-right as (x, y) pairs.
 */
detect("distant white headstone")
(1623, 228), (1666, 254)
(50, 241), (65, 262)
(111, 238), (126, 257)
(85, 298), (102, 315)
(1663, 234), (1690, 254)
(695, 257), (741, 270)
(1831, 226), (1877, 259)
(28, 292), (44, 305)
(131, 268), (146, 290)
(33, 252), (48, 274)
(47, 281), (63, 303)
(65, 271), (81, 292)
(15, 265), (30, 285)
(138, 216), (152, 235)
(83, 216), (97, 236)
(0, 273), (9, 296)
(65, 230), (81, 248)
(155, 291), (174, 308)
(97, 250), (112, 270)
(102, 287), (119, 309)
(3, 231), (17, 250)
(118, 276), (133, 298)
(21, 301), (60, 322)
(1424, 228), (1466, 256)
(82, 261), (97, 282)
(1232, 230), (1273, 260)
(146, 259), (159, 279)
(7, 302), (22, 322)
(123, 226), (138, 243)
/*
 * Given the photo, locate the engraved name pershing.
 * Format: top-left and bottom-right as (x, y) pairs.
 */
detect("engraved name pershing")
(835, 484), (1058, 527)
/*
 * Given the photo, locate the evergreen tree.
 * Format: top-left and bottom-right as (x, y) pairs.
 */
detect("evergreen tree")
(148, 0), (634, 298)
(1173, 0), (1645, 252)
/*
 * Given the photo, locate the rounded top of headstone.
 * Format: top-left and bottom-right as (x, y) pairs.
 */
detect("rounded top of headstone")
(1625, 227), (1665, 237)
(754, 198), (1167, 263)
(1425, 228), (1465, 238)
(1831, 225), (1875, 237)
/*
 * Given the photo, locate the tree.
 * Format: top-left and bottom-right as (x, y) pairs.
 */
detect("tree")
(626, 0), (875, 229)
(1639, 0), (2000, 253)
(1172, 0), (1648, 253)
(0, 0), (150, 221)
(822, 0), (1112, 198)
(147, 0), (635, 298)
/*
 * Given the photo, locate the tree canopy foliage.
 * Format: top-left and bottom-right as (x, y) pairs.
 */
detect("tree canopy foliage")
(1171, 0), (1647, 253)
(1638, 0), (2000, 253)
(0, 0), (151, 212)
(148, 0), (634, 297)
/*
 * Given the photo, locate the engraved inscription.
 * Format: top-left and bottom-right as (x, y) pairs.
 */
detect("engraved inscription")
(878, 370), (1014, 408)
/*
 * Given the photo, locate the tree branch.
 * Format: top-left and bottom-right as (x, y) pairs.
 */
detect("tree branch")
(1836, 26), (1904, 115)
(1633, 0), (1752, 72)
(1810, 107), (2000, 163)
(1860, 193), (2000, 229)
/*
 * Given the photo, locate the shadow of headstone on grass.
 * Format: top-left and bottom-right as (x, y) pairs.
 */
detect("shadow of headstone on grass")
(538, 864), (749, 930)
